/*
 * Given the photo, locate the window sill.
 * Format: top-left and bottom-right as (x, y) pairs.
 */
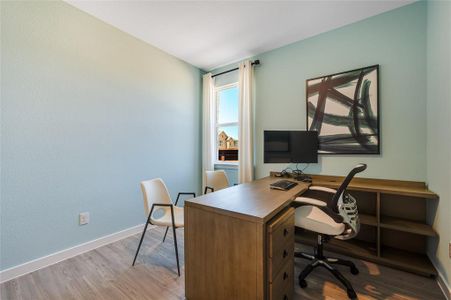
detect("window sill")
(215, 161), (238, 168)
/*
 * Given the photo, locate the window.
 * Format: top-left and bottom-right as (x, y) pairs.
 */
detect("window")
(215, 83), (239, 163)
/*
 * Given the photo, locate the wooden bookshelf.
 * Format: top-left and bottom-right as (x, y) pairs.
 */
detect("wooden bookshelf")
(271, 172), (439, 277)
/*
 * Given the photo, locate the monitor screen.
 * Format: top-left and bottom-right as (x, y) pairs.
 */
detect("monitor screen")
(264, 130), (318, 163)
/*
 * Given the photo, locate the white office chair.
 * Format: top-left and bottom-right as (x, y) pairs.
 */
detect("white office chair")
(204, 170), (230, 194)
(293, 164), (367, 300)
(132, 178), (195, 276)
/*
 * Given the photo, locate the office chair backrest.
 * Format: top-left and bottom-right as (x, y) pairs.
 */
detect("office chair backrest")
(205, 170), (230, 191)
(140, 178), (172, 216)
(330, 164), (367, 211)
(332, 164), (367, 240)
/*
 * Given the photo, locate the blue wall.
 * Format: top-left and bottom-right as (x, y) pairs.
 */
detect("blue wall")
(1, 1), (201, 270)
(255, 1), (428, 181)
(212, 2), (427, 182)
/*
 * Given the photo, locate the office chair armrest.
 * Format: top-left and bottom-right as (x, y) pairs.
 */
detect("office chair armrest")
(175, 192), (196, 206)
(292, 198), (343, 224)
(294, 197), (327, 207)
(308, 186), (342, 214)
(308, 186), (337, 194)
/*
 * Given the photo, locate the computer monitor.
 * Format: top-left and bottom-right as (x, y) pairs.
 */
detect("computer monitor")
(264, 130), (318, 163)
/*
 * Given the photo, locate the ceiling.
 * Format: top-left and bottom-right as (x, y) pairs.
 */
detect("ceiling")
(66, 0), (414, 71)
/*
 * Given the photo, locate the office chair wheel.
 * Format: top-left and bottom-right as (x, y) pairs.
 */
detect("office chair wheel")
(299, 279), (307, 288)
(347, 289), (357, 299)
(350, 266), (359, 275)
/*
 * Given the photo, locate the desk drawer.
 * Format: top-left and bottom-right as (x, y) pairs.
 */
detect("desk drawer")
(269, 241), (294, 280)
(268, 208), (295, 258)
(269, 260), (294, 300)
(268, 208), (295, 280)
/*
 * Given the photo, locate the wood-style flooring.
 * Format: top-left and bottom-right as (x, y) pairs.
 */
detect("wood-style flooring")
(1, 227), (445, 300)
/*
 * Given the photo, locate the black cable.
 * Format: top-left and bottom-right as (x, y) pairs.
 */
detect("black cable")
(280, 163), (310, 179)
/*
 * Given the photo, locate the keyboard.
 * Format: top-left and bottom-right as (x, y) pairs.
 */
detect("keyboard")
(270, 180), (298, 191)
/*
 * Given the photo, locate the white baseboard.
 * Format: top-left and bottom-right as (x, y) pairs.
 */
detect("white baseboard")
(0, 223), (145, 284)
(437, 272), (451, 300)
(430, 258), (451, 300)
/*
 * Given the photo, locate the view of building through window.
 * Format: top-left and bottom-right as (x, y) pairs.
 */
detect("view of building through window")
(216, 84), (239, 162)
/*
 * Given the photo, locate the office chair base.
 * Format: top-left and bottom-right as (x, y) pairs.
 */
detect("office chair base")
(295, 235), (358, 300)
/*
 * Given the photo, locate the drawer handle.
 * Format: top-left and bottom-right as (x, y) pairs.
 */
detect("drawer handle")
(283, 228), (289, 236)
(283, 250), (288, 258)
(283, 272), (288, 280)
(283, 295), (288, 300)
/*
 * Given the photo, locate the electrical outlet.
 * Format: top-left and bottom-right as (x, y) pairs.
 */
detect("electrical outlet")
(79, 212), (90, 225)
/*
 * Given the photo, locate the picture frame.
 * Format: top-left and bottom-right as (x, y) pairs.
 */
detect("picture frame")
(306, 65), (380, 154)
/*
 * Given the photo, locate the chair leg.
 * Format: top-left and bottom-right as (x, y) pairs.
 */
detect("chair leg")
(322, 262), (357, 299)
(162, 227), (169, 242)
(298, 260), (318, 283)
(169, 206), (181, 276)
(172, 226), (180, 276)
(294, 252), (315, 260)
(132, 207), (154, 266)
(326, 257), (359, 274)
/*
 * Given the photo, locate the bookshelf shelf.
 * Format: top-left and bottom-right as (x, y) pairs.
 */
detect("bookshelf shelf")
(360, 214), (378, 226)
(380, 215), (437, 237)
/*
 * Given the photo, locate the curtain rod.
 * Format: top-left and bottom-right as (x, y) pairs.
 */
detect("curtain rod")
(211, 60), (260, 78)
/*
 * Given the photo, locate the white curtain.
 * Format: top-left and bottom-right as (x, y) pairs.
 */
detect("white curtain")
(202, 73), (216, 189)
(238, 60), (254, 183)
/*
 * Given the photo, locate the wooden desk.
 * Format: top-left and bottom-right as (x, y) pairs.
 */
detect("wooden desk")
(185, 177), (309, 300)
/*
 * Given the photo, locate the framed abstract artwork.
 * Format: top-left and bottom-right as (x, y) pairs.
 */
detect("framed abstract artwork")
(306, 65), (380, 154)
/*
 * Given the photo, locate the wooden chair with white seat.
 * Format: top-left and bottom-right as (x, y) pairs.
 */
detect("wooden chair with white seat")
(132, 178), (195, 276)
(204, 170), (231, 194)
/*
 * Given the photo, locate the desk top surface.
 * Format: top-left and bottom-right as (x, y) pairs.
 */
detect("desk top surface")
(185, 177), (309, 223)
